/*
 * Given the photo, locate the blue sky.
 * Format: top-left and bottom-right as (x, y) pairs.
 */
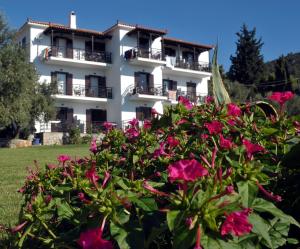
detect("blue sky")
(0, 0), (299, 70)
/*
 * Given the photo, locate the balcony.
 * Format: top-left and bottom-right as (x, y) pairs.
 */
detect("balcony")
(130, 85), (168, 101)
(53, 84), (112, 103)
(44, 46), (112, 69)
(124, 47), (166, 67)
(165, 90), (206, 105)
(163, 57), (211, 78)
(43, 121), (116, 133)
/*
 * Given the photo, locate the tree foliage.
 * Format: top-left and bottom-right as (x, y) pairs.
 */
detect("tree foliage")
(228, 24), (265, 85)
(0, 12), (55, 138)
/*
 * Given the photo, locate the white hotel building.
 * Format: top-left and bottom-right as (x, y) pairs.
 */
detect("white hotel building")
(17, 12), (213, 134)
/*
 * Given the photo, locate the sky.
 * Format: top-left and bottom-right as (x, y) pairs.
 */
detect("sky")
(0, 0), (299, 70)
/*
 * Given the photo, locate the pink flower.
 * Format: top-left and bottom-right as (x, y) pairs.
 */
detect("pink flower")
(125, 127), (140, 139)
(185, 217), (193, 229)
(85, 165), (100, 186)
(11, 221), (28, 233)
(47, 164), (57, 170)
(57, 154), (71, 163)
(204, 96), (214, 104)
(194, 225), (202, 249)
(166, 136), (180, 148)
(204, 121), (223, 135)
(178, 96), (193, 110)
(103, 122), (113, 131)
(143, 119), (152, 130)
(201, 134), (209, 140)
(143, 181), (170, 197)
(219, 134), (233, 150)
(242, 139), (265, 159)
(256, 182), (282, 202)
(89, 138), (97, 154)
(78, 218), (113, 249)
(177, 118), (188, 125)
(168, 159), (208, 182)
(227, 103), (242, 117)
(153, 142), (169, 158)
(227, 119), (236, 126)
(268, 91), (294, 107)
(221, 208), (253, 237)
(102, 171), (110, 189)
(129, 118), (139, 127)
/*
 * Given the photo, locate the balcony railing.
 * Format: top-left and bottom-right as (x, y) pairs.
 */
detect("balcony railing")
(55, 83), (112, 99)
(174, 59), (211, 72)
(49, 121), (114, 133)
(46, 46), (112, 63)
(176, 90), (206, 103)
(124, 47), (163, 60)
(132, 86), (166, 96)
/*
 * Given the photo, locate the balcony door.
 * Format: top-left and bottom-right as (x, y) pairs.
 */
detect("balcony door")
(186, 82), (197, 102)
(134, 72), (154, 94)
(57, 73), (67, 95)
(136, 107), (152, 121)
(57, 38), (67, 58)
(86, 109), (107, 132)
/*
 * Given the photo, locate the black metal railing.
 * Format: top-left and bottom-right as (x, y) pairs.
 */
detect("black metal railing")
(47, 46), (112, 63)
(176, 90), (206, 103)
(174, 59), (211, 72)
(49, 121), (116, 133)
(132, 86), (166, 96)
(54, 83), (112, 99)
(124, 47), (163, 60)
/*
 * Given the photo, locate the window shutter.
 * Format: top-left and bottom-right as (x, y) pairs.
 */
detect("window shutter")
(66, 39), (73, 59)
(134, 72), (140, 87)
(136, 107), (142, 120)
(148, 74), (154, 94)
(66, 73), (73, 96)
(86, 109), (92, 132)
(51, 72), (57, 92)
(52, 37), (58, 56)
(172, 81), (177, 91)
(85, 76), (91, 97)
(98, 76), (106, 98)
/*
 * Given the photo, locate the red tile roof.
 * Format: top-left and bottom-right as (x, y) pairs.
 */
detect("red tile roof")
(162, 37), (214, 50)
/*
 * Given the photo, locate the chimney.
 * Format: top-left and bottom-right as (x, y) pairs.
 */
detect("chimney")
(69, 11), (76, 29)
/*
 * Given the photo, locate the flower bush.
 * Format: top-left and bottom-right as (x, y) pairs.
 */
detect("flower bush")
(11, 94), (300, 249)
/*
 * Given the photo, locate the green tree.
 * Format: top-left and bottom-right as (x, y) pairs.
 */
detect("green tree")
(228, 24), (265, 85)
(0, 13), (55, 139)
(0, 12), (14, 46)
(274, 55), (290, 83)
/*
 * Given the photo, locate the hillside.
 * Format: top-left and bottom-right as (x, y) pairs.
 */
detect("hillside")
(265, 52), (300, 79)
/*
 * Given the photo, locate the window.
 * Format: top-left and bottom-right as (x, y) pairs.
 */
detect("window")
(21, 37), (26, 48)
(136, 107), (152, 121)
(134, 72), (154, 94)
(164, 47), (176, 57)
(56, 107), (68, 121)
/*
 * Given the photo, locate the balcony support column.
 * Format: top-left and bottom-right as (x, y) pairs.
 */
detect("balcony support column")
(149, 33), (152, 58)
(51, 29), (54, 47)
(137, 30), (140, 48)
(161, 39), (165, 60)
(92, 35), (94, 53)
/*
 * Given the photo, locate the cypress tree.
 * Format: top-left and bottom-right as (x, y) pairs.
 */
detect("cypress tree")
(228, 24), (264, 85)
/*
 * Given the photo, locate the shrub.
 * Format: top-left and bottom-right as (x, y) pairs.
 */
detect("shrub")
(10, 95), (300, 248)
(68, 126), (82, 144)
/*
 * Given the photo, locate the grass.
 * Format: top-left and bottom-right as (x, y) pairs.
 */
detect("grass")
(0, 144), (89, 227)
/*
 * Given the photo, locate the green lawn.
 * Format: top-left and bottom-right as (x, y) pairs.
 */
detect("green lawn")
(0, 144), (89, 227)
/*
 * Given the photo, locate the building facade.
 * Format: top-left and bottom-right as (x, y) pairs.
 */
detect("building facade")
(17, 12), (213, 133)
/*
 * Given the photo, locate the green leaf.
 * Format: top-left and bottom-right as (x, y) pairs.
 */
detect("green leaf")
(261, 127), (278, 136)
(166, 210), (182, 231)
(252, 198), (300, 228)
(287, 238), (299, 244)
(173, 225), (195, 249)
(133, 155), (139, 164)
(55, 199), (74, 220)
(248, 213), (273, 248)
(282, 141), (300, 168)
(131, 197), (158, 212)
(110, 222), (130, 249)
(237, 181), (258, 208)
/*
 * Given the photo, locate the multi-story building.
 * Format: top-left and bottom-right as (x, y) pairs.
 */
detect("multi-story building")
(17, 12), (213, 133)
